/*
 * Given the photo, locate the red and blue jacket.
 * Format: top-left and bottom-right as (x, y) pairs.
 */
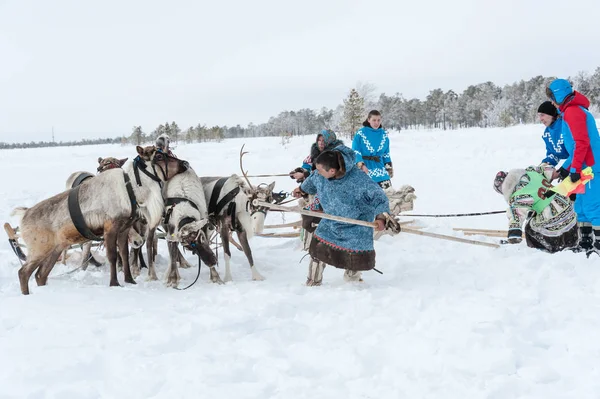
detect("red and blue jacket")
(559, 92), (600, 173)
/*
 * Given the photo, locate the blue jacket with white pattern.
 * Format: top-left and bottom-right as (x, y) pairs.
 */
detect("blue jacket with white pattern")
(352, 125), (392, 183)
(541, 118), (569, 167)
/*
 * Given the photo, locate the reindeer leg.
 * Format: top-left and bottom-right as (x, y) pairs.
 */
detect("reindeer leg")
(152, 233), (158, 263)
(80, 242), (92, 271)
(237, 230), (264, 281)
(146, 227), (158, 281)
(221, 225), (233, 282)
(209, 266), (224, 284)
(104, 221), (121, 287)
(130, 247), (140, 278)
(165, 240), (181, 288)
(18, 256), (44, 295)
(118, 226), (136, 285)
(35, 247), (63, 286)
(177, 247), (193, 268)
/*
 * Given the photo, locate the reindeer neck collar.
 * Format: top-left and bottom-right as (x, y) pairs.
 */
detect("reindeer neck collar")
(133, 155), (163, 188)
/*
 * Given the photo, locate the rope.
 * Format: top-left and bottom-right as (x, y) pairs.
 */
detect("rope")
(401, 210), (505, 218)
(176, 230), (220, 290)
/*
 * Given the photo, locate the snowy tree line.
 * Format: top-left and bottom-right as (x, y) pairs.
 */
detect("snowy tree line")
(4, 68), (600, 149)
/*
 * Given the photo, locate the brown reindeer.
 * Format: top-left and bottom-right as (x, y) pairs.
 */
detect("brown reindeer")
(11, 146), (188, 295)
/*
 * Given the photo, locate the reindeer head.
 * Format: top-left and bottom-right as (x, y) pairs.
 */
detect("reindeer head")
(238, 144), (279, 234)
(177, 219), (217, 266)
(135, 145), (189, 181)
(97, 157), (128, 173)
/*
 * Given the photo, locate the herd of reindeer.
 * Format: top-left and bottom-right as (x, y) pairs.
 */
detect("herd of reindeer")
(7, 138), (283, 295)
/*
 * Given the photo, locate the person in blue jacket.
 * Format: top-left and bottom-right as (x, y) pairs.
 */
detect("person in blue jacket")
(538, 101), (568, 168)
(352, 110), (393, 189)
(292, 145), (399, 286)
(547, 78), (600, 256)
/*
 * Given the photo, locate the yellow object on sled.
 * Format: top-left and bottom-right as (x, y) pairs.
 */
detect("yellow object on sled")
(549, 167), (594, 196)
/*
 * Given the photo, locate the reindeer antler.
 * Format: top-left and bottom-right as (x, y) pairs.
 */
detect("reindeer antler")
(239, 144), (255, 191)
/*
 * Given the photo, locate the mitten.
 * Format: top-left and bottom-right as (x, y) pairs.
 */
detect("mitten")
(557, 167), (569, 180)
(570, 172), (581, 183)
(384, 163), (394, 178)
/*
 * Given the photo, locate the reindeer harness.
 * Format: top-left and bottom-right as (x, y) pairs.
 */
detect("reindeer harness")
(68, 171), (140, 241)
(208, 177), (242, 231)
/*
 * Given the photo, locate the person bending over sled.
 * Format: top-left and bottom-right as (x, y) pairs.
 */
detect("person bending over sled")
(292, 146), (400, 286)
(493, 165), (579, 253)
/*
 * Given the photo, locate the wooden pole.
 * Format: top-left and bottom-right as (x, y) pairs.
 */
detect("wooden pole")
(253, 200), (500, 249)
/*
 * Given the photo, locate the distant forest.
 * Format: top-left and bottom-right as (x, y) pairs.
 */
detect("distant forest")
(3, 67), (600, 150)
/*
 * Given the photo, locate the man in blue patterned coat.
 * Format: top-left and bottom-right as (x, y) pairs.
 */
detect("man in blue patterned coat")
(292, 144), (399, 286)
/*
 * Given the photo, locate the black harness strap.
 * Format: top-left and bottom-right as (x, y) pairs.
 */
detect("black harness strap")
(133, 156), (162, 187)
(164, 197), (201, 225)
(68, 186), (103, 241)
(208, 177), (241, 218)
(71, 172), (94, 189)
(123, 173), (139, 220)
(178, 216), (197, 231)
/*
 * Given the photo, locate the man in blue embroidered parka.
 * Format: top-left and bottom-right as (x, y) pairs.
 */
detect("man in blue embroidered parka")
(292, 145), (400, 286)
(352, 110), (393, 189)
(538, 101), (568, 168)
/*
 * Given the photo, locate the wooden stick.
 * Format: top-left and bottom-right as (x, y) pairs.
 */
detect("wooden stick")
(462, 231), (507, 238)
(4, 223), (18, 240)
(253, 200), (379, 228)
(401, 228), (501, 248)
(257, 232), (300, 238)
(253, 200), (500, 248)
(454, 228), (507, 234)
(264, 220), (302, 229)
(246, 174), (290, 178)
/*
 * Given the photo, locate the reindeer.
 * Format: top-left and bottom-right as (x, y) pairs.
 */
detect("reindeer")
(161, 167), (218, 287)
(63, 157), (129, 268)
(196, 146), (276, 282)
(11, 146), (188, 295)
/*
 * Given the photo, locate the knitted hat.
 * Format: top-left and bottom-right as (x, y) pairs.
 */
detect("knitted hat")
(537, 101), (558, 117)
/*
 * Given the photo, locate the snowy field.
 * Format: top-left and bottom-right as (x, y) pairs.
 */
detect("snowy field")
(1, 125), (600, 399)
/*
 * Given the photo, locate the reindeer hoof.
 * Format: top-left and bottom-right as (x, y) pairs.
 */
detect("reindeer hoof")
(211, 277), (225, 285)
(124, 277), (137, 285)
(251, 268), (265, 281)
(224, 274), (233, 283)
(166, 280), (179, 289)
(109, 280), (121, 287)
(146, 274), (158, 282)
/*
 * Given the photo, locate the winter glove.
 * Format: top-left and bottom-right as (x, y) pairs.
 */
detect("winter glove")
(507, 228), (522, 244)
(289, 167), (308, 183)
(376, 212), (401, 234)
(557, 167), (569, 180)
(570, 172), (581, 183)
(384, 163), (394, 178)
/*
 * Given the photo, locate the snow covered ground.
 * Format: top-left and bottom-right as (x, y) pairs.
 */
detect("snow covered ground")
(1, 125), (599, 399)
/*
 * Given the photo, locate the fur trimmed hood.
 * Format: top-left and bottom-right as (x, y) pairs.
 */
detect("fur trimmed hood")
(500, 168), (526, 202)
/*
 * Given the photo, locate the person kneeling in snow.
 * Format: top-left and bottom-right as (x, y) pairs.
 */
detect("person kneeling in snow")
(493, 165), (579, 253)
(292, 146), (400, 286)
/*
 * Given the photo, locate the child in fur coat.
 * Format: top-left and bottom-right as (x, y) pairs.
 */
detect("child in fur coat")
(493, 165), (579, 253)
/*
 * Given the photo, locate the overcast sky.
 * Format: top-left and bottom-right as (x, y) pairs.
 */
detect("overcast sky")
(2, 0), (600, 143)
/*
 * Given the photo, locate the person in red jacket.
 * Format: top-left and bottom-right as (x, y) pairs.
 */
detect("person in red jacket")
(547, 78), (600, 256)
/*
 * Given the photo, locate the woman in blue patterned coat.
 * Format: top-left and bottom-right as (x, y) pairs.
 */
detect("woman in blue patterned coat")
(352, 110), (393, 189)
(292, 145), (396, 286)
